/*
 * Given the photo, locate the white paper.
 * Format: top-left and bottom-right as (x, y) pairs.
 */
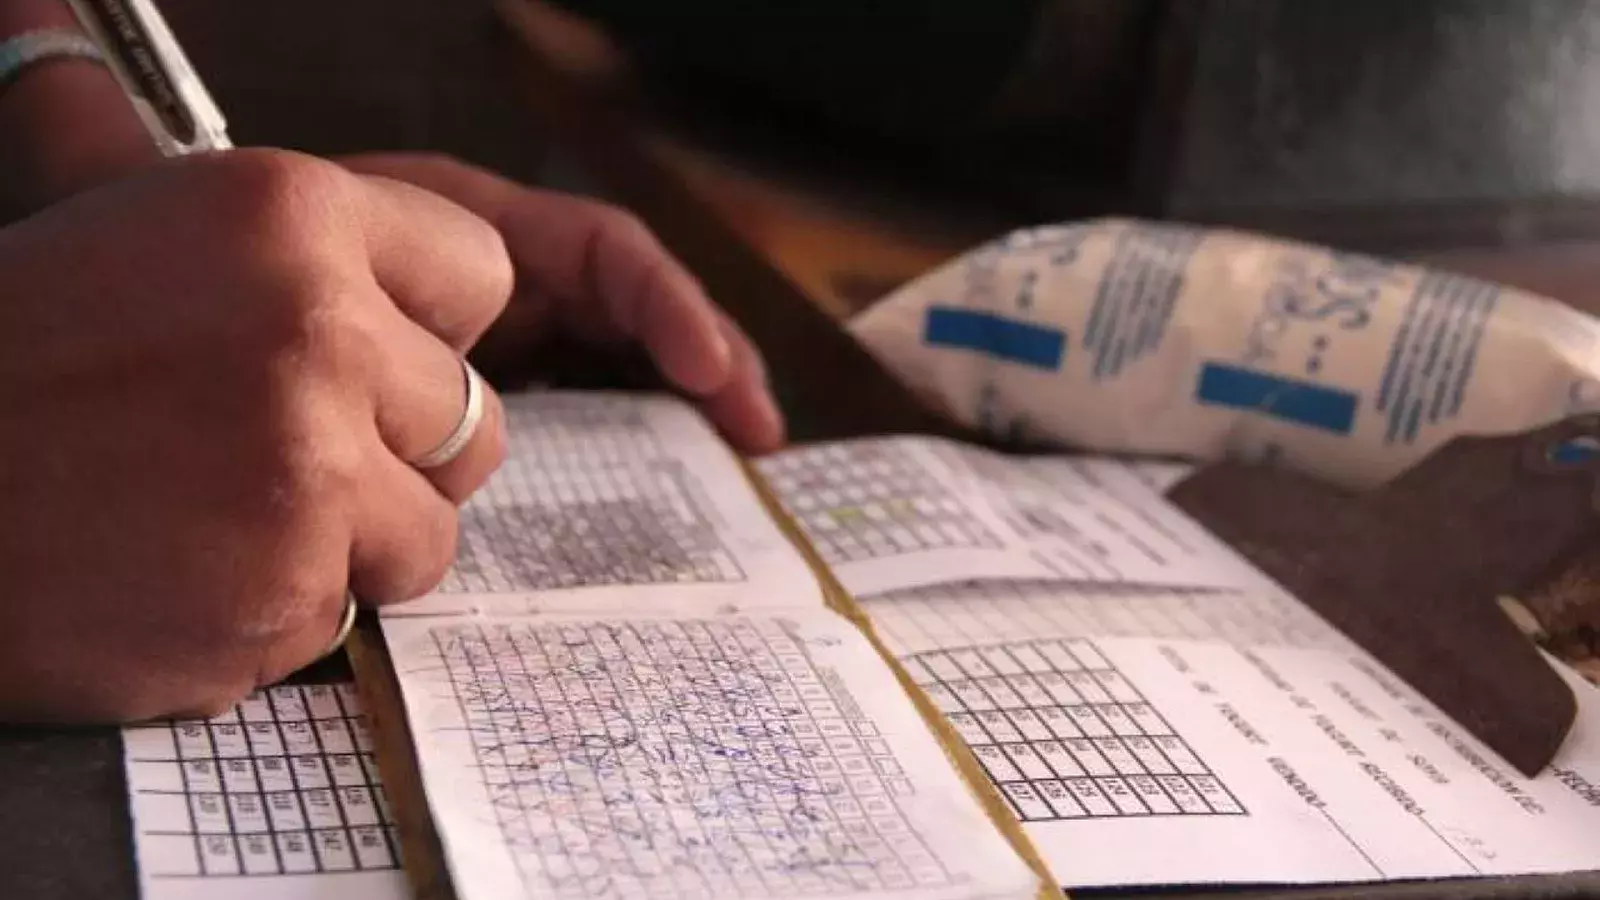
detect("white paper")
(380, 611), (1040, 900)
(865, 581), (1600, 887)
(755, 437), (1051, 595)
(388, 391), (820, 618)
(850, 218), (1600, 489)
(756, 436), (1257, 596)
(869, 580), (1339, 655)
(121, 681), (409, 900)
(953, 447), (1267, 593)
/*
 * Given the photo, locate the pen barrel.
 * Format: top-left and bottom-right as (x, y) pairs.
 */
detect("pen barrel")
(64, 0), (230, 156)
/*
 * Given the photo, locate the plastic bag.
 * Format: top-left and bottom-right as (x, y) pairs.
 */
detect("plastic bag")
(850, 218), (1600, 488)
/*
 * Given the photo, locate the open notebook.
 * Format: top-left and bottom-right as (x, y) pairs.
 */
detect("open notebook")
(120, 389), (1600, 900)
(364, 392), (1064, 900)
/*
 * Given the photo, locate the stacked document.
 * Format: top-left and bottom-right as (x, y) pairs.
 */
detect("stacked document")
(120, 391), (1600, 900)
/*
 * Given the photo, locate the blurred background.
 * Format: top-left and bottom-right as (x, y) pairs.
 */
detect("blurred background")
(153, 0), (1600, 432)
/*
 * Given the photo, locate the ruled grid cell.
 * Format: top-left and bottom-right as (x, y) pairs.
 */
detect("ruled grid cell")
(903, 638), (1247, 822)
(123, 682), (401, 880)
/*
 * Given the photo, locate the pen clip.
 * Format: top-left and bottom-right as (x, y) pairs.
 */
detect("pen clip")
(63, 0), (230, 156)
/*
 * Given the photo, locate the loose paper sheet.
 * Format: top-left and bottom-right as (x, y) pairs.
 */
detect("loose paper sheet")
(121, 681), (409, 900)
(756, 436), (1257, 597)
(866, 580), (1600, 887)
(390, 391), (821, 618)
(380, 610), (1040, 900)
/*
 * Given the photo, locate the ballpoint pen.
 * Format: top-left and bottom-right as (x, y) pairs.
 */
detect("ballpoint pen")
(62, 0), (229, 155)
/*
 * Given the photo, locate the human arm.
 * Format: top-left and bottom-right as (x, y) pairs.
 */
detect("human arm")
(0, 0), (157, 223)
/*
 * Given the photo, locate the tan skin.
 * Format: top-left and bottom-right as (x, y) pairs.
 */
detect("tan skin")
(0, 0), (784, 721)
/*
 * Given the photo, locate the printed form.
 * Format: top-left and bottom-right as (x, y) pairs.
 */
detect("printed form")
(867, 580), (1600, 887)
(375, 392), (1042, 900)
(756, 437), (1258, 597)
(117, 389), (1600, 895)
(761, 434), (1600, 885)
(381, 612), (1038, 900)
(122, 681), (409, 900)
(399, 392), (821, 617)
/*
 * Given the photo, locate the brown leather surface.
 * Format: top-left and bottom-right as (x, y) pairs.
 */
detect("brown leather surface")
(1170, 418), (1600, 777)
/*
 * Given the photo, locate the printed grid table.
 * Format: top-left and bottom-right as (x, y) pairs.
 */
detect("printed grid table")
(445, 460), (746, 592)
(904, 637), (1247, 821)
(443, 398), (746, 593)
(759, 441), (1004, 564)
(123, 682), (400, 879)
(429, 618), (958, 899)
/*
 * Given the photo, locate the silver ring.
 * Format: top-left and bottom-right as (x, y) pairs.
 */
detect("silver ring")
(321, 590), (359, 658)
(412, 358), (485, 469)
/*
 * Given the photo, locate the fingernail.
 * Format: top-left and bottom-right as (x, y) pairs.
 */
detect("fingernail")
(709, 318), (735, 374)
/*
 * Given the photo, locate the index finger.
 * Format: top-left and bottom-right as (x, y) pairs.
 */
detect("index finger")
(488, 194), (733, 394)
(347, 173), (516, 351)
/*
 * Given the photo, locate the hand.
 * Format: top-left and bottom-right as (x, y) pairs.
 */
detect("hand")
(0, 148), (514, 721)
(339, 153), (786, 454)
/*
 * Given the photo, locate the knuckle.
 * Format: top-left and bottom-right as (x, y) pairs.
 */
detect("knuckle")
(249, 373), (368, 509)
(198, 155), (379, 374)
(483, 231), (516, 313)
(274, 422), (366, 510)
(253, 609), (338, 687)
(396, 507), (461, 602)
(195, 149), (351, 242)
(256, 281), (377, 377)
(415, 507), (462, 597)
(461, 219), (514, 326)
(351, 501), (459, 605)
(591, 205), (656, 250)
(480, 394), (510, 473)
(237, 399), (365, 559)
(239, 580), (329, 644)
(392, 150), (463, 173)
(485, 420), (509, 475)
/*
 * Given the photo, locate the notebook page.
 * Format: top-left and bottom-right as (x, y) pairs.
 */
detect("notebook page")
(955, 448), (1266, 592)
(755, 437), (1047, 595)
(864, 581), (1600, 887)
(755, 436), (1254, 597)
(121, 681), (409, 900)
(380, 610), (1040, 900)
(388, 391), (820, 618)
